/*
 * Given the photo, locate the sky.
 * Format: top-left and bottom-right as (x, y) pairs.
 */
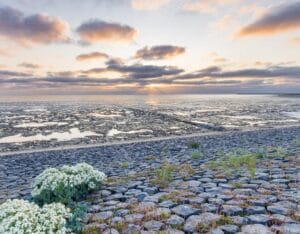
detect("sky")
(0, 0), (300, 95)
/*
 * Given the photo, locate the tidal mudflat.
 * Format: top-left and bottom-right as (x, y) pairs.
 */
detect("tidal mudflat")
(0, 95), (299, 153)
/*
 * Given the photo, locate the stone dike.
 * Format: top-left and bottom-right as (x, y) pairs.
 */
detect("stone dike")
(0, 126), (299, 233)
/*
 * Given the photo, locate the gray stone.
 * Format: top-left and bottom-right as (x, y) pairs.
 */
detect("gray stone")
(103, 228), (119, 234)
(241, 224), (272, 234)
(124, 224), (141, 234)
(143, 187), (158, 195)
(267, 201), (296, 215)
(159, 200), (177, 208)
(233, 188), (255, 196)
(164, 229), (184, 234)
(201, 203), (218, 212)
(219, 224), (239, 234)
(94, 211), (113, 221)
(144, 220), (163, 231)
(279, 223), (300, 234)
(136, 192), (148, 201)
(166, 215), (184, 226)
(124, 213), (144, 223)
(247, 214), (271, 225)
(115, 209), (130, 217)
(232, 216), (248, 225)
(221, 205), (243, 216)
(171, 204), (200, 217)
(184, 213), (220, 233)
(189, 197), (205, 204)
(246, 206), (266, 215)
(211, 229), (225, 234)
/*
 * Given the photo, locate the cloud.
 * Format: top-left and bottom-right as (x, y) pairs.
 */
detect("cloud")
(76, 52), (109, 61)
(134, 45), (185, 60)
(176, 65), (300, 79)
(0, 6), (69, 46)
(208, 52), (228, 64)
(84, 59), (184, 79)
(236, 2), (300, 37)
(76, 20), (137, 44)
(183, 0), (238, 13)
(0, 47), (12, 56)
(0, 70), (30, 77)
(289, 36), (300, 44)
(1, 64), (299, 95)
(131, 0), (171, 10)
(18, 62), (40, 69)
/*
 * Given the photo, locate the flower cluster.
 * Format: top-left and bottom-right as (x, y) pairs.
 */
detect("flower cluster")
(0, 199), (72, 234)
(32, 163), (106, 205)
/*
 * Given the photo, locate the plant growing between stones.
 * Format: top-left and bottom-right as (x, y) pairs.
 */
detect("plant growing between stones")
(152, 163), (174, 188)
(188, 141), (200, 149)
(206, 149), (257, 177)
(31, 163), (106, 206)
(0, 199), (71, 233)
(191, 151), (203, 160)
(120, 161), (129, 169)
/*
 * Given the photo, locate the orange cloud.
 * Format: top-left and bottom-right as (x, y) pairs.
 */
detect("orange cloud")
(76, 52), (109, 61)
(131, 0), (171, 10)
(236, 2), (300, 37)
(183, 0), (239, 13)
(76, 20), (137, 44)
(289, 37), (300, 44)
(0, 6), (69, 46)
(134, 45), (185, 60)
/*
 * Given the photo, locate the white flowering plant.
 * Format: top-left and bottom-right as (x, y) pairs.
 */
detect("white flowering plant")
(32, 163), (106, 205)
(0, 199), (72, 234)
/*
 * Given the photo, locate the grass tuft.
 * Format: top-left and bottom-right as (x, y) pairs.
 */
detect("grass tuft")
(152, 163), (174, 188)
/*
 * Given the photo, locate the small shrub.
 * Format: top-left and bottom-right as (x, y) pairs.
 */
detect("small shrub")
(82, 225), (99, 234)
(120, 161), (129, 169)
(206, 149), (256, 177)
(32, 163), (106, 205)
(0, 199), (71, 233)
(153, 163), (174, 188)
(188, 141), (200, 149)
(180, 163), (195, 178)
(293, 138), (300, 146)
(191, 151), (202, 160)
(196, 223), (211, 233)
(268, 146), (286, 158)
(67, 203), (87, 232)
(217, 215), (234, 225)
(232, 182), (242, 188)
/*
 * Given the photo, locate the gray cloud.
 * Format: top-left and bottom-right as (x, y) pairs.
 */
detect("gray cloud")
(176, 66), (300, 79)
(76, 20), (137, 44)
(18, 62), (40, 69)
(0, 64), (299, 93)
(135, 45), (186, 60)
(84, 59), (184, 79)
(0, 70), (30, 77)
(236, 2), (300, 37)
(0, 6), (69, 45)
(76, 52), (109, 61)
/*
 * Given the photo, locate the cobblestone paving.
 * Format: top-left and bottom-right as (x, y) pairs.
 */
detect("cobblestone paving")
(0, 126), (299, 206)
(82, 154), (300, 234)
